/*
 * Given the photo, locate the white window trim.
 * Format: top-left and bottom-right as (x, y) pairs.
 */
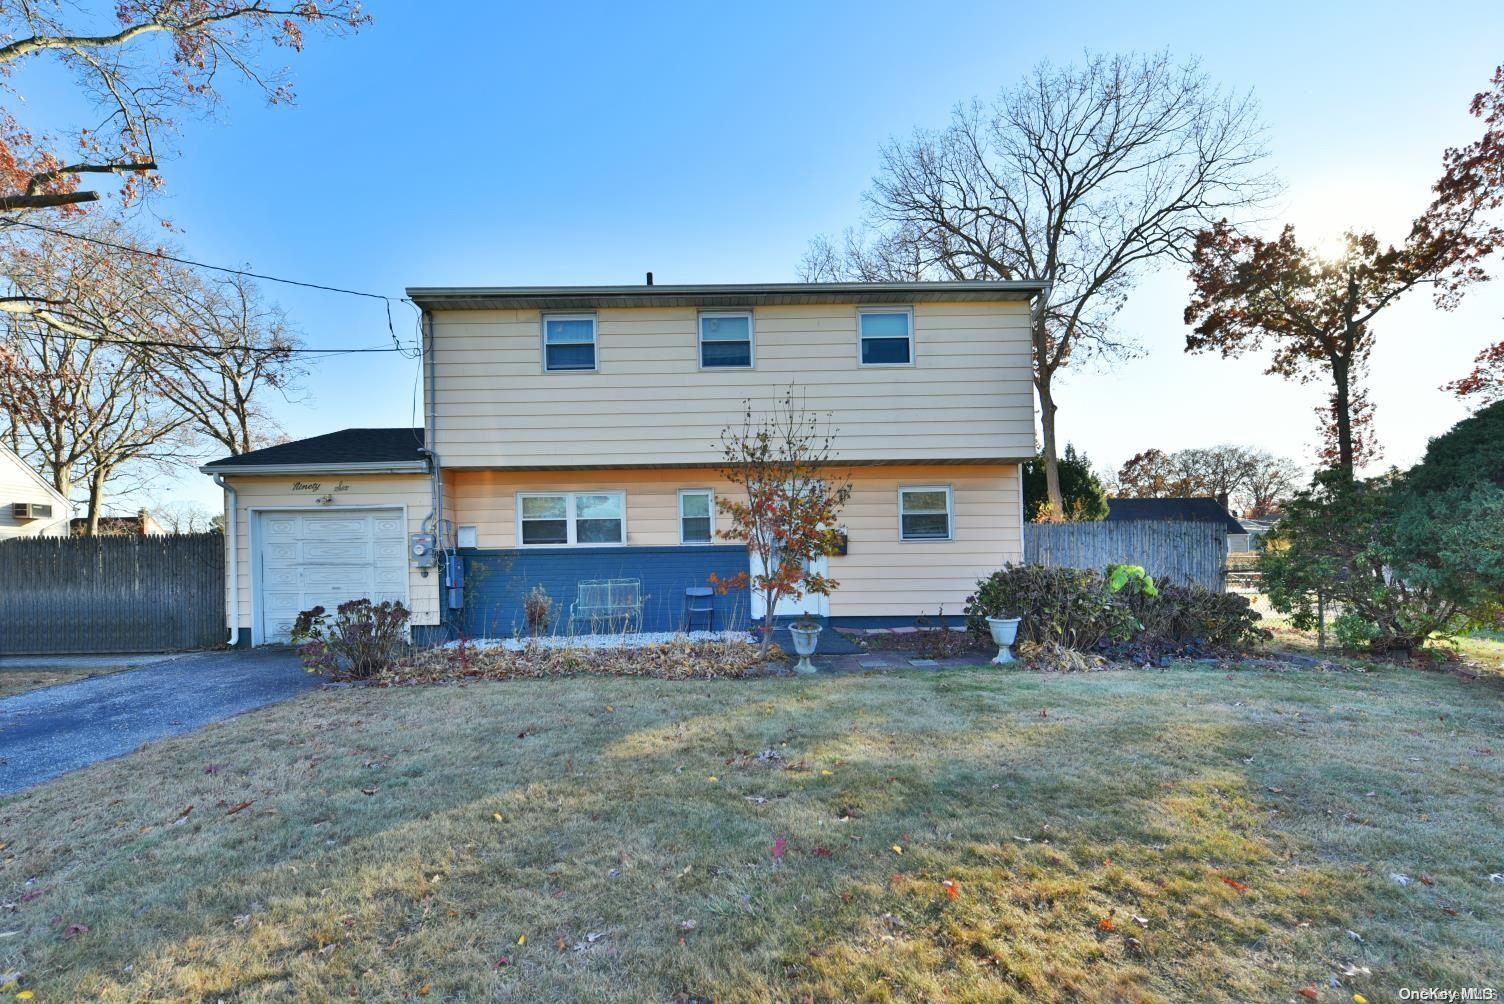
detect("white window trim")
(898, 484), (953, 542)
(678, 489), (716, 545)
(697, 310), (755, 370)
(541, 313), (599, 373)
(857, 305), (915, 368)
(516, 490), (626, 547)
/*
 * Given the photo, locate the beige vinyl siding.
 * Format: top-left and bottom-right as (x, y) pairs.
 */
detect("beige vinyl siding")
(221, 474), (439, 631)
(831, 464), (1023, 617)
(430, 302), (1035, 468)
(448, 463), (1022, 617)
(0, 449), (70, 538)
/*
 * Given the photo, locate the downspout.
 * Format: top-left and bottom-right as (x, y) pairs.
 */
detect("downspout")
(213, 473), (239, 648)
(418, 307), (443, 538)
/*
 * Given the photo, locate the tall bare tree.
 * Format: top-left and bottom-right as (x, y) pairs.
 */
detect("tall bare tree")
(801, 52), (1274, 516)
(1113, 444), (1301, 515)
(153, 271), (302, 454)
(0, 1), (368, 217)
(0, 222), (195, 531)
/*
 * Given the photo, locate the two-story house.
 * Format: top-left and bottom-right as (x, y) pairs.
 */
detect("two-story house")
(201, 281), (1043, 646)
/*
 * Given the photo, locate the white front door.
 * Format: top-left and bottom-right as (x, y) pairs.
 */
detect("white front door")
(255, 509), (407, 644)
(749, 551), (829, 620)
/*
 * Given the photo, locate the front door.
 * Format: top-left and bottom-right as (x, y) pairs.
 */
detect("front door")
(749, 550), (829, 620)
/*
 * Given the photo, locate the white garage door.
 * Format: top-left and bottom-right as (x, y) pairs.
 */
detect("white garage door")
(256, 509), (407, 644)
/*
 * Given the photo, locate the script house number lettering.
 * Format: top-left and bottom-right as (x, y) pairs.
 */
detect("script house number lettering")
(291, 480), (351, 493)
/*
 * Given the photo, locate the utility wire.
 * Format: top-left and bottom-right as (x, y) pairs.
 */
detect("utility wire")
(6, 219), (393, 302)
(3, 219), (425, 357)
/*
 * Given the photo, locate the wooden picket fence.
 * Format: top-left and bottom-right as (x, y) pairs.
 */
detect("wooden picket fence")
(1024, 519), (1227, 591)
(0, 533), (225, 655)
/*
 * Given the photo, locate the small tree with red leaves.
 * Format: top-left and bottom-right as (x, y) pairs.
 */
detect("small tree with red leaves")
(712, 388), (852, 657)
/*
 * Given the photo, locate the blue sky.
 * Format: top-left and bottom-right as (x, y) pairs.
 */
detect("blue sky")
(22, 1), (1504, 511)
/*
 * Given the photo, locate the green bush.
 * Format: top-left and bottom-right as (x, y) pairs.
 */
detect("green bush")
(1333, 613), (1380, 652)
(964, 564), (1129, 649)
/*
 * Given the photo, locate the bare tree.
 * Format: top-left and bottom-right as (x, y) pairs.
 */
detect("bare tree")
(0, 220), (194, 532)
(152, 271), (303, 454)
(150, 499), (218, 533)
(801, 52), (1274, 516)
(1113, 443), (1301, 515)
(0, 1), (367, 216)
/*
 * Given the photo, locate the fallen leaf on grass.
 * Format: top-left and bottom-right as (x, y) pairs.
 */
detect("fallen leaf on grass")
(1418, 874), (1435, 886)
(771, 835), (787, 860)
(225, 801), (254, 816)
(516, 934), (525, 945)
(417, 985), (430, 997)
(17, 991), (34, 1000)
(811, 846), (833, 858)
(62, 923), (88, 940)
(942, 880), (959, 899)
(1390, 872), (1411, 886)
(1297, 988), (1319, 1001)
(1220, 876), (1250, 893)
(361, 787), (378, 797)
(1353, 995), (1369, 1004)
(492, 813), (505, 823)
(891, 845), (903, 855)
(1097, 916), (1115, 931)
(555, 937), (567, 952)
(172, 806), (193, 825)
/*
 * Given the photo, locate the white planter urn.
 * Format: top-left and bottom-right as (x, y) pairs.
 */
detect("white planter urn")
(787, 623), (822, 674)
(986, 616), (1022, 665)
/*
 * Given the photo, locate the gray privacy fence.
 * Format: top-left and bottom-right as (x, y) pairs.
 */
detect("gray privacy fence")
(1023, 520), (1227, 591)
(0, 533), (225, 654)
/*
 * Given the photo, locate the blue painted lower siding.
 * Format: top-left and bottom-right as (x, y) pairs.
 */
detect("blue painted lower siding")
(455, 545), (751, 638)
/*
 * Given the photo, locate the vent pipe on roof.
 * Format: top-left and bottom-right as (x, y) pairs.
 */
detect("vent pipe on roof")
(645, 272), (653, 286)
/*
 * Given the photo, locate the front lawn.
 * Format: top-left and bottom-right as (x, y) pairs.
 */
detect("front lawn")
(3, 663), (1502, 1002)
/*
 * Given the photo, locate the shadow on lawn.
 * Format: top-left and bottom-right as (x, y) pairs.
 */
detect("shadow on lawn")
(2, 667), (1500, 1002)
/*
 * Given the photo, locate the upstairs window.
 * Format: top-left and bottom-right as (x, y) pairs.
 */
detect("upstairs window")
(543, 314), (597, 371)
(699, 312), (753, 368)
(859, 308), (913, 366)
(679, 490), (714, 544)
(518, 491), (624, 546)
(899, 485), (952, 541)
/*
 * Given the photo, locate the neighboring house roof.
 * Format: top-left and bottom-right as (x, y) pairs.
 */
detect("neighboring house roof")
(200, 428), (427, 474)
(1239, 516), (1280, 535)
(0, 443), (70, 508)
(71, 511), (161, 536)
(1106, 497), (1247, 535)
(405, 280), (1050, 312)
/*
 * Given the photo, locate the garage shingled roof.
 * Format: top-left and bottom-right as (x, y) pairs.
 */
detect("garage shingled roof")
(201, 428), (426, 471)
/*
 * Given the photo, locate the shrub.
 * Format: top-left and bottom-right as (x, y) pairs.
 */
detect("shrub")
(1117, 581), (1270, 658)
(291, 599), (410, 679)
(967, 563), (1268, 660)
(964, 564), (1128, 649)
(523, 585), (554, 637)
(1333, 613), (1380, 652)
(1261, 472), (1461, 653)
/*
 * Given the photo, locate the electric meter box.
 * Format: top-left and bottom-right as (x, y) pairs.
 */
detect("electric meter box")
(409, 532), (437, 567)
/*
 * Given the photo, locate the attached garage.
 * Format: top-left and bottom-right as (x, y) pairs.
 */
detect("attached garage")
(200, 428), (441, 647)
(254, 509), (408, 643)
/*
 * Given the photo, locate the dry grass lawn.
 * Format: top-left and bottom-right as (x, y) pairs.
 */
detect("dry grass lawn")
(3, 662), (1502, 1002)
(0, 668), (112, 700)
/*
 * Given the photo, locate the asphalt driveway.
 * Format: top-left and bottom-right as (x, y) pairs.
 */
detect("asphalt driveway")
(0, 649), (321, 794)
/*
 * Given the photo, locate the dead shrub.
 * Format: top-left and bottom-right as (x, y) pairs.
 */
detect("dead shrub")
(388, 636), (779, 685)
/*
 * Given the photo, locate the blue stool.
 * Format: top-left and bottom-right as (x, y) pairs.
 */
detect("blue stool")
(684, 587), (714, 631)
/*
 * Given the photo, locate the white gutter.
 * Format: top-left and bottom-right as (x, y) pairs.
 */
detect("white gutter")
(212, 474), (239, 648)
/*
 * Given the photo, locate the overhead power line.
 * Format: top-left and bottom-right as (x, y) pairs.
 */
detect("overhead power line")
(2, 219), (424, 358)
